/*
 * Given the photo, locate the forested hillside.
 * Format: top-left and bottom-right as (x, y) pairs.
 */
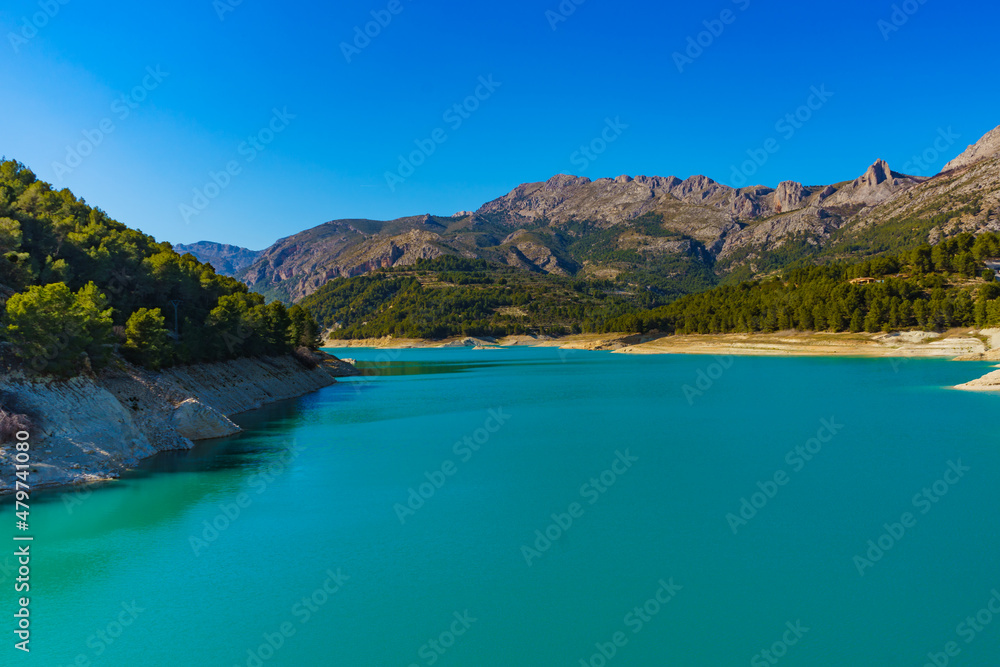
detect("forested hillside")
(0, 161), (319, 376)
(302, 256), (644, 339)
(604, 233), (1000, 335)
(302, 235), (1000, 341)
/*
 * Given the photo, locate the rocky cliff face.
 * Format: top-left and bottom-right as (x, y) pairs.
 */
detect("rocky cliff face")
(0, 352), (358, 493)
(238, 222), (449, 301)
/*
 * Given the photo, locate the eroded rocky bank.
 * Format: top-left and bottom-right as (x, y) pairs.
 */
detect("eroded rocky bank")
(0, 352), (359, 493)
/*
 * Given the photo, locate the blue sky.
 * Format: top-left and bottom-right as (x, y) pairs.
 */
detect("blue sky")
(1, 0), (997, 250)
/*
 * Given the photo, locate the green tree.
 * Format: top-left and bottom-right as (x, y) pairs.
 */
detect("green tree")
(262, 301), (293, 354)
(4, 281), (113, 375)
(911, 245), (934, 274)
(206, 293), (262, 359)
(849, 309), (864, 333)
(122, 308), (171, 370)
(288, 305), (321, 349)
(0, 217), (22, 252)
(74, 282), (115, 368)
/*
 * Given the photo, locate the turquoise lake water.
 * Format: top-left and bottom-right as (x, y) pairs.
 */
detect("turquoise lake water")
(4, 348), (1000, 666)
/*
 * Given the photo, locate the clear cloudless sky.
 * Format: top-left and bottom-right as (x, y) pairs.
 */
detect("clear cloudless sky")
(0, 0), (998, 249)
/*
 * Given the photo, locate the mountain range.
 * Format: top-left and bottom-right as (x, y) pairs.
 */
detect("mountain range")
(174, 125), (1000, 303)
(171, 242), (263, 276)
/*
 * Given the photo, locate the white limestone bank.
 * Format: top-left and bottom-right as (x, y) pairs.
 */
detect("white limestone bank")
(0, 352), (359, 493)
(954, 369), (1000, 392)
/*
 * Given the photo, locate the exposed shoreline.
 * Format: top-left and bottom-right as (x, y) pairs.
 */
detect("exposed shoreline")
(0, 352), (359, 495)
(326, 328), (1000, 358)
(326, 329), (1000, 390)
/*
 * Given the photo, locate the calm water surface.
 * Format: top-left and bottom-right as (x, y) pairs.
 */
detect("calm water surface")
(4, 348), (1000, 666)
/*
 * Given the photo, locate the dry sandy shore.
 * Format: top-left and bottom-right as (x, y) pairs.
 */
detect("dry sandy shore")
(326, 329), (1000, 390)
(327, 329), (1000, 357)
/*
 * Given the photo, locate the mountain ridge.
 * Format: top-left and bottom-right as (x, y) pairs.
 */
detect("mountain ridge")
(173, 241), (264, 277)
(197, 125), (1000, 303)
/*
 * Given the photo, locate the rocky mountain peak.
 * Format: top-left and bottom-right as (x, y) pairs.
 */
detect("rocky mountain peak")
(825, 159), (922, 207)
(861, 159), (893, 187)
(942, 125), (1000, 172)
(673, 175), (721, 201)
(775, 181), (808, 213)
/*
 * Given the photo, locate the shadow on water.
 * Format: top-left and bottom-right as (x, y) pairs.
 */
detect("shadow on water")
(351, 357), (569, 377)
(352, 359), (492, 376)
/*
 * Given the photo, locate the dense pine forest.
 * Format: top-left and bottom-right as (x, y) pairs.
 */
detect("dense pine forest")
(603, 232), (1000, 335)
(0, 161), (320, 376)
(303, 256), (642, 339)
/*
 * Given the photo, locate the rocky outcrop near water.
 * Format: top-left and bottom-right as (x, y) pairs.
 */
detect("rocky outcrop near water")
(954, 369), (1000, 391)
(0, 351), (358, 493)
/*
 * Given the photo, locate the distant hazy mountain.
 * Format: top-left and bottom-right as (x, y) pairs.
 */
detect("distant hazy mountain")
(234, 125), (1000, 303)
(173, 242), (263, 277)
